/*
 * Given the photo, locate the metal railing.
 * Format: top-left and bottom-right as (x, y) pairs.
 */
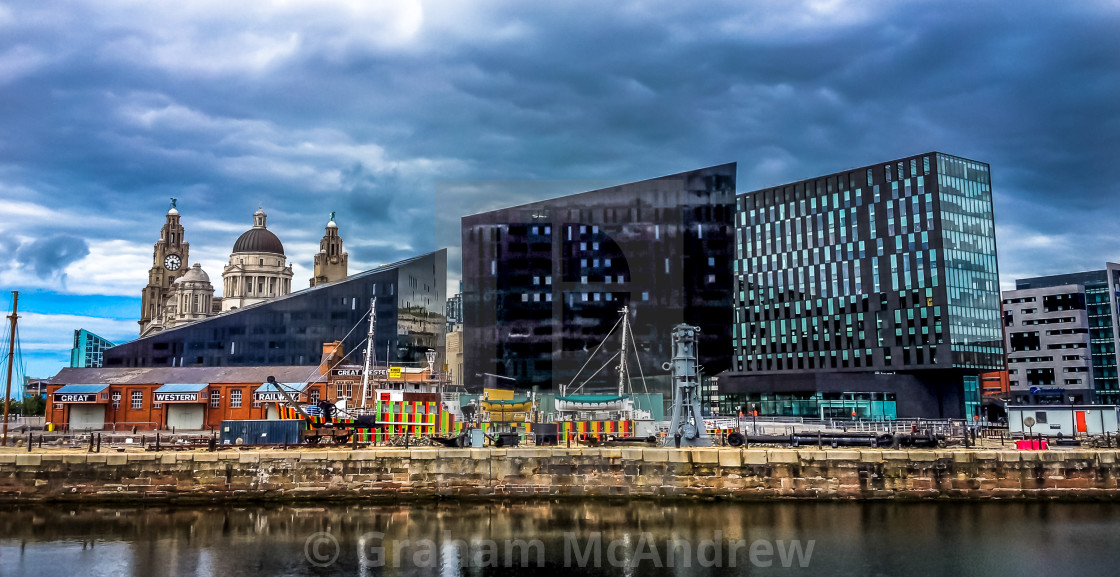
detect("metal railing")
(0, 416), (46, 429)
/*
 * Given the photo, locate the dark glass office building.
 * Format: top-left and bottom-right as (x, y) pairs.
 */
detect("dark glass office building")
(104, 251), (447, 370)
(720, 153), (1003, 419)
(461, 164), (736, 393)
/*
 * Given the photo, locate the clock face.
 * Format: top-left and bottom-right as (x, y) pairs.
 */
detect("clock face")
(164, 254), (182, 271)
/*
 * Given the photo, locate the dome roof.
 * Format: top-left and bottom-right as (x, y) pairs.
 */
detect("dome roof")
(232, 228), (285, 255)
(175, 263), (210, 284)
(231, 207), (285, 255)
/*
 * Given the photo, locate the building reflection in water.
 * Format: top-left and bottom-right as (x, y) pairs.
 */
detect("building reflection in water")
(2, 501), (1119, 576)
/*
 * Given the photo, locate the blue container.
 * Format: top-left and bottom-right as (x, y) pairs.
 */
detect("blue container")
(220, 420), (305, 445)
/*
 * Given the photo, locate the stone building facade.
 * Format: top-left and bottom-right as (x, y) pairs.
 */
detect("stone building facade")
(310, 214), (348, 287)
(164, 264), (217, 329)
(139, 202), (190, 336)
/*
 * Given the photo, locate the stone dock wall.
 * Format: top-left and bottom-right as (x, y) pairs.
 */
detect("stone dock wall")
(2, 447), (1120, 503)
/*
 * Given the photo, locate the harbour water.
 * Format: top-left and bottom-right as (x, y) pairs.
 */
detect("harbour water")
(1, 501), (1118, 576)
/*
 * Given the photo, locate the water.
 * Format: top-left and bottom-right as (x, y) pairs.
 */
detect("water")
(1, 501), (1118, 576)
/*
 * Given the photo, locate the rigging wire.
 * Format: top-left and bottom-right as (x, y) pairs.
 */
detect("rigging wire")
(563, 313), (624, 394)
(575, 351), (620, 392)
(286, 305), (374, 399)
(1, 303), (25, 402)
(625, 319), (649, 396)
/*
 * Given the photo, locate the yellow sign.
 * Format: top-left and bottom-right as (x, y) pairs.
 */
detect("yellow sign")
(388, 366), (402, 379)
(926, 297), (934, 306)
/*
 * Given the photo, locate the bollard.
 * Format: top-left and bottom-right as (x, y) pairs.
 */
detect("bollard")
(567, 433), (571, 448)
(156, 433), (161, 451)
(96, 433), (101, 453)
(88, 434), (94, 452)
(209, 434), (216, 452)
(1000, 431), (1004, 446)
(27, 432), (32, 452)
(352, 432), (358, 450)
(38, 434), (42, 448)
(818, 430), (823, 450)
(404, 434), (409, 449)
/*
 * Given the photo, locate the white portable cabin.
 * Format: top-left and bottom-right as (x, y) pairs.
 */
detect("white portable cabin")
(1008, 405), (1120, 437)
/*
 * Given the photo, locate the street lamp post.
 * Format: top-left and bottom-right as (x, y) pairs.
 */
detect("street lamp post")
(426, 349), (438, 405)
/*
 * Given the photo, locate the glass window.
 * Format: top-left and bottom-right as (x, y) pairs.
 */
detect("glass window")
(231, 389), (242, 408)
(131, 390), (142, 410)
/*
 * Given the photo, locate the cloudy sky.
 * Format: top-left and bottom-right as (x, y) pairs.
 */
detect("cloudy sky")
(1, 0), (1118, 380)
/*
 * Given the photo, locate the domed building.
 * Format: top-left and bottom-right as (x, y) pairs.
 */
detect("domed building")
(165, 263), (216, 329)
(221, 207), (293, 311)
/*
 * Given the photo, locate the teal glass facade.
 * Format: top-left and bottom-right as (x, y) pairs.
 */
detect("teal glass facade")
(70, 329), (115, 368)
(963, 375), (980, 420)
(718, 392), (898, 420)
(724, 152), (1004, 418)
(1088, 273), (1119, 403)
(936, 153), (1003, 370)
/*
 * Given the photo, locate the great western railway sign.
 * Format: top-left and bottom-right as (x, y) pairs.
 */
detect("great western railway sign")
(331, 368), (389, 378)
(154, 392), (199, 402)
(55, 393), (98, 403)
(254, 391), (303, 402)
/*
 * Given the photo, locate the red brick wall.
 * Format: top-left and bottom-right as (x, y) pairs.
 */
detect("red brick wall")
(203, 383), (266, 430)
(47, 381), (322, 431)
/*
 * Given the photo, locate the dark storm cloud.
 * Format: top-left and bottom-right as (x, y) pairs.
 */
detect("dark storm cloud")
(0, 0), (1118, 295)
(14, 235), (90, 279)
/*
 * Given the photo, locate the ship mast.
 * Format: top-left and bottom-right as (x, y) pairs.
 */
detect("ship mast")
(2, 291), (17, 447)
(617, 305), (628, 397)
(359, 297), (376, 407)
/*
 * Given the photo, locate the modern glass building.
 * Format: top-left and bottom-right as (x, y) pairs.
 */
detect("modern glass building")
(104, 251), (447, 370)
(1006, 264), (1120, 405)
(720, 152), (1003, 419)
(445, 282), (463, 333)
(70, 329), (116, 368)
(461, 164), (737, 393)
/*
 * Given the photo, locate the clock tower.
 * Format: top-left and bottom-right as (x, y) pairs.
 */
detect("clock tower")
(139, 199), (190, 336)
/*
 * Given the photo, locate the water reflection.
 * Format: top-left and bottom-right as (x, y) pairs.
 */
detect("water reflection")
(1, 501), (1119, 576)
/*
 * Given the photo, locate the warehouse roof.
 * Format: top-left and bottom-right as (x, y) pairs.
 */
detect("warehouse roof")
(46, 366), (327, 385)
